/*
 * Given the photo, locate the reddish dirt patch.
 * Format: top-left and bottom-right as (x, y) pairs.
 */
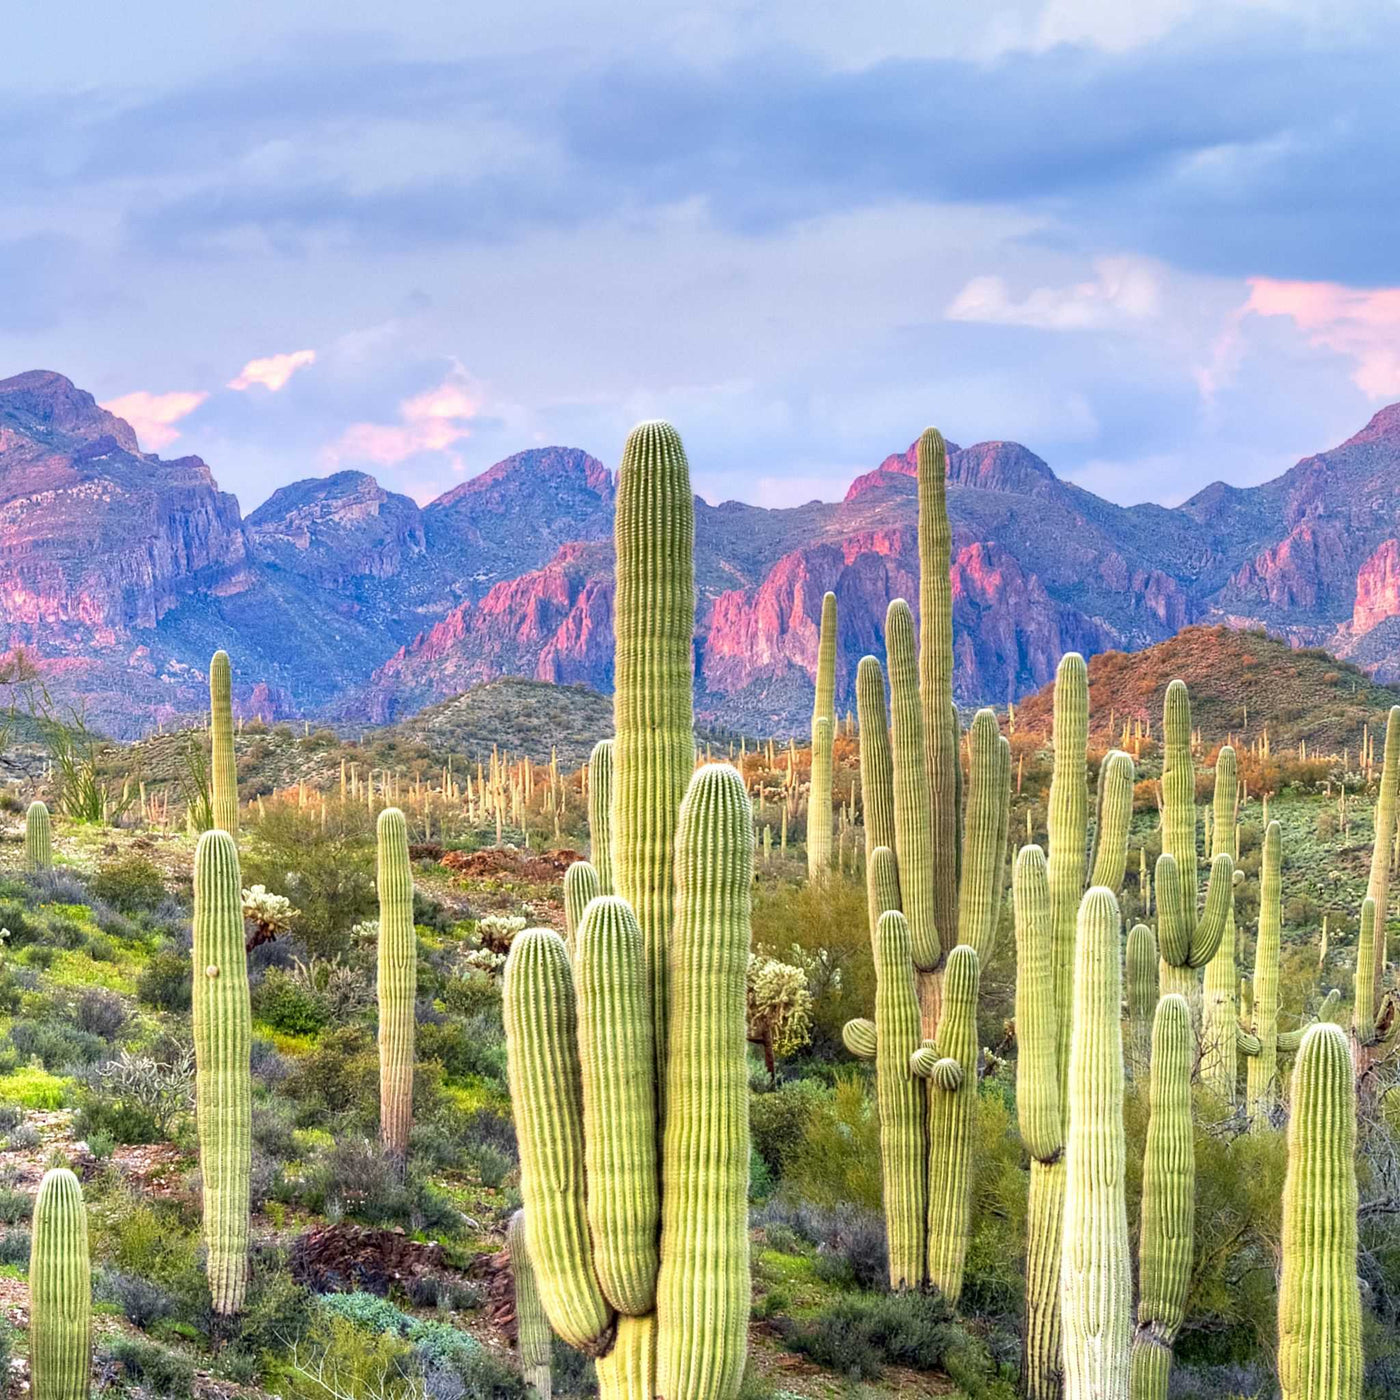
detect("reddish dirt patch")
(441, 847), (582, 881)
(290, 1222), (449, 1295)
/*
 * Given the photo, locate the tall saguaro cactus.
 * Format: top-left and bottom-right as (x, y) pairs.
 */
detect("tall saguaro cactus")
(1277, 1023), (1362, 1400)
(25, 799), (52, 872)
(509, 1210), (554, 1400)
(29, 1167), (90, 1400)
(1201, 747), (1241, 1098)
(807, 591), (837, 882)
(1359, 707), (1400, 1046)
(855, 657), (898, 945)
(192, 830), (252, 1314)
(1125, 924), (1159, 1079)
(209, 650), (239, 838)
(1060, 887), (1131, 1400)
(588, 739), (615, 894)
(1131, 994), (1194, 1400)
(1243, 822), (1283, 1127)
(376, 807), (415, 1162)
(563, 861), (602, 953)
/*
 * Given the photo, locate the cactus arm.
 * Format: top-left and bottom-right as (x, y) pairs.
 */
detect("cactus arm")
(509, 1210), (555, 1400)
(1159, 681), (1197, 914)
(1125, 923), (1160, 1080)
(1154, 856), (1190, 974)
(1245, 821), (1283, 1128)
(866, 846), (902, 952)
(1188, 854), (1236, 969)
(504, 927), (616, 1355)
(855, 656), (897, 861)
(842, 1018), (877, 1059)
(574, 896), (660, 1317)
(807, 592), (837, 882)
(1276, 990), (1341, 1051)
(209, 649), (239, 837)
(1354, 898), (1378, 1045)
(1089, 752), (1135, 894)
(29, 1167), (90, 1400)
(1014, 845), (1061, 1165)
(376, 808), (416, 1162)
(657, 764), (752, 1400)
(1364, 706), (1400, 1014)
(563, 860), (602, 954)
(25, 800), (53, 873)
(588, 739), (615, 894)
(957, 709), (1010, 962)
(191, 830), (252, 1314)
(1201, 749), (1240, 1099)
(1236, 1027), (1261, 1056)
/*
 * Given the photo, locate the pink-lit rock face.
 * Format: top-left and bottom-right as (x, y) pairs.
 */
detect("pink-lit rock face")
(1353, 539), (1400, 634)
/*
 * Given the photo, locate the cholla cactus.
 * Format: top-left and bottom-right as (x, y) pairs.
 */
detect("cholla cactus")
(479, 914), (528, 953)
(746, 952), (813, 1073)
(25, 799), (52, 872)
(242, 884), (298, 941)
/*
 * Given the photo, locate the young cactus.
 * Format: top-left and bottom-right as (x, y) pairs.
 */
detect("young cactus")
(29, 1167), (90, 1400)
(192, 830), (252, 1314)
(1243, 822), (1284, 1127)
(588, 739), (615, 894)
(807, 591), (837, 882)
(563, 860), (602, 954)
(1125, 924), (1159, 1079)
(1200, 748), (1241, 1099)
(1277, 1023), (1362, 1400)
(209, 649), (239, 837)
(1131, 994), (1194, 1400)
(376, 807), (415, 1162)
(25, 799), (52, 872)
(509, 1210), (554, 1400)
(1060, 888), (1131, 1400)
(855, 657), (899, 947)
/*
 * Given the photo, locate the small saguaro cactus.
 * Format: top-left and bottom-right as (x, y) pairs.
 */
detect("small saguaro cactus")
(1125, 924), (1159, 1078)
(1277, 1022), (1362, 1400)
(1059, 887), (1131, 1400)
(1200, 747), (1242, 1099)
(1131, 994), (1194, 1400)
(563, 860), (602, 953)
(854, 657), (898, 943)
(29, 1167), (90, 1400)
(192, 830), (252, 1314)
(1363, 707), (1400, 1014)
(588, 739), (615, 894)
(807, 591), (837, 882)
(25, 798), (52, 872)
(509, 1210), (554, 1400)
(1242, 822), (1283, 1127)
(376, 807), (415, 1162)
(209, 650), (239, 838)
(1353, 898), (1379, 1048)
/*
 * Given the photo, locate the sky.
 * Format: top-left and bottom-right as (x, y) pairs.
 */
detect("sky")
(3, 1), (1399, 513)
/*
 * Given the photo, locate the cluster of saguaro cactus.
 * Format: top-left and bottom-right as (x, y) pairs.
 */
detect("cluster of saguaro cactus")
(210, 649), (239, 838)
(504, 421), (752, 1400)
(25, 798), (52, 872)
(509, 1210), (554, 1400)
(29, 1167), (90, 1400)
(807, 590), (837, 882)
(191, 829), (252, 1314)
(376, 807), (416, 1162)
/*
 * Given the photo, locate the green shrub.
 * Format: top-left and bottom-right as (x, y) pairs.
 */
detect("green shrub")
(91, 857), (168, 914)
(775, 1290), (965, 1379)
(750, 1078), (828, 1183)
(253, 968), (331, 1036)
(781, 1075), (882, 1212)
(101, 1336), (195, 1398)
(137, 949), (192, 1013)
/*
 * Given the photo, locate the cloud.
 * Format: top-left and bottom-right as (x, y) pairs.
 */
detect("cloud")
(98, 390), (209, 450)
(228, 348), (316, 391)
(326, 367), (483, 468)
(946, 257), (1161, 330)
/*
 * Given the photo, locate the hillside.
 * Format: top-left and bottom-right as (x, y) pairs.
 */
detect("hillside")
(1014, 624), (1400, 752)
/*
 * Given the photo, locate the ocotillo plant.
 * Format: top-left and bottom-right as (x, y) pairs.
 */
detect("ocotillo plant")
(1060, 887), (1131, 1400)
(29, 1167), (90, 1400)
(509, 1210), (554, 1400)
(588, 738), (615, 894)
(1156, 681), (1234, 1013)
(192, 829), (252, 1314)
(1125, 923), (1159, 1079)
(1277, 1022), (1362, 1400)
(1131, 994), (1194, 1400)
(25, 798), (52, 872)
(807, 590), (837, 881)
(1200, 747), (1241, 1098)
(1012, 653), (1133, 1400)
(209, 650), (239, 837)
(376, 807), (415, 1162)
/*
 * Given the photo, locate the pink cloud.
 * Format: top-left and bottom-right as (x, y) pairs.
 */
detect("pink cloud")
(228, 349), (316, 392)
(1241, 278), (1400, 398)
(99, 390), (209, 451)
(326, 367), (482, 468)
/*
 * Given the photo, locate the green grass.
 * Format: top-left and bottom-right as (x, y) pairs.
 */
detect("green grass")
(0, 1066), (72, 1108)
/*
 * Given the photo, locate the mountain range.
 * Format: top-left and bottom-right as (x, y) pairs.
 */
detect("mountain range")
(5, 368), (1400, 739)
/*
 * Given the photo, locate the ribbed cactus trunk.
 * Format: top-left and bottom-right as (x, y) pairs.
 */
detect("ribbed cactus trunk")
(919, 944), (980, 1302)
(589, 739), (615, 894)
(1130, 994), (1194, 1400)
(807, 591), (837, 882)
(612, 421), (695, 1086)
(28, 1167), (90, 1400)
(1125, 924), (1160, 1080)
(657, 764), (752, 1400)
(192, 830), (252, 1314)
(956, 711), (1010, 962)
(856, 657), (898, 946)
(25, 799), (52, 873)
(1201, 747), (1240, 1099)
(209, 650), (239, 838)
(376, 807), (415, 1163)
(563, 860), (602, 955)
(509, 1210), (554, 1400)
(1245, 821), (1283, 1128)
(1060, 887), (1131, 1400)
(1353, 898), (1378, 1049)
(1277, 1023), (1362, 1400)
(1361, 706), (1400, 1043)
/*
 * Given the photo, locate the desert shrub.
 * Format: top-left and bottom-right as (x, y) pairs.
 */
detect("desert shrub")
(8, 1018), (106, 1069)
(782, 1074), (882, 1212)
(91, 857), (168, 914)
(295, 1136), (459, 1232)
(417, 1016), (506, 1083)
(439, 970), (501, 1019)
(749, 1078), (828, 1183)
(1284, 893), (1320, 927)
(137, 948), (192, 1013)
(85, 1046), (195, 1138)
(101, 1336), (195, 1398)
(72, 988), (128, 1040)
(775, 1290), (965, 1379)
(253, 967), (331, 1036)
(280, 1314), (419, 1400)
(0, 1228), (25, 1264)
(282, 1027), (378, 1122)
(96, 1268), (179, 1329)
(0, 1190), (31, 1225)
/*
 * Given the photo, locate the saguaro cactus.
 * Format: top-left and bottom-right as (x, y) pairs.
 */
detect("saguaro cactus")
(1125, 924), (1159, 1078)
(29, 1167), (90, 1400)
(192, 830), (252, 1314)
(376, 807), (415, 1162)
(1131, 994), (1194, 1400)
(563, 860), (602, 953)
(509, 1210), (554, 1400)
(808, 591), (837, 882)
(1060, 887), (1131, 1400)
(1277, 1023), (1362, 1400)
(589, 739), (615, 894)
(1353, 898), (1378, 1048)
(855, 657), (899, 946)
(209, 650), (239, 838)
(1201, 748), (1241, 1098)
(1243, 822), (1283, 1127)
(25, 799), (52, 872)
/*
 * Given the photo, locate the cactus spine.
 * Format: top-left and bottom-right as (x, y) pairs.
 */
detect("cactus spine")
(563, 860), (602, 954)
(376, 807), (415, 1162)
(1200, 746), (1240, 1098)
(1244, 821), (1283, 1127)
(25, 799), (52, 872)
(1125, 924), (1160, 1079)
(589, 739), (615, 894)
(807, 591), (837, 881)
(191, 830), (252, 1313)
(28, 1167), (90, 1400)
(1060, 887), (1131, 1400)
(1277, 1023), (1362, 1400)
(209, 649), (239, 837)
(1130, 994), (1194, 1400)
(509, 1210), (554, 1400)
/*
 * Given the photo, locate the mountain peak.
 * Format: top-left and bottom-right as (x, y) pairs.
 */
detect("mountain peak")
(1341, 401), (1400, 448)
(0, 370), (141, 454)
(428, 446), (612, 512)
(843, 436), (1057, 503)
